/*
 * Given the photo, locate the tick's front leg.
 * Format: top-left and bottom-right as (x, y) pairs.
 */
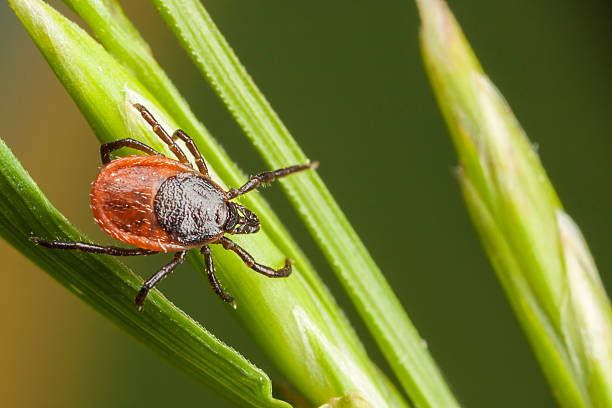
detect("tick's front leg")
(226, 162), (318, 199)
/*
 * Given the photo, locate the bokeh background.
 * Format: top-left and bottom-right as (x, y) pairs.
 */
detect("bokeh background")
(1, 1), (611, 407)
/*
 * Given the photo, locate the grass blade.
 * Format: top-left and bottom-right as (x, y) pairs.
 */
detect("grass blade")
(0, 139), (288, 408)
(57, 0), (354, 355)
(149, 1), (460, 406)
(9, 0), (409, 406)
(417, 0), (612, 406)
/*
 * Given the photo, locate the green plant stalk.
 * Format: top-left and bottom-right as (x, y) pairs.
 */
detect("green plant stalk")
(59, 0), (374, 375)
(58, 0), (317, 287)
(0, 141), (287, 408)
(319, 391), (375, 408)
(149, 1), (460, 407)
(6, 2), (288, 408)
(417, 0), (612, 406)
(9, 0), (409, 406)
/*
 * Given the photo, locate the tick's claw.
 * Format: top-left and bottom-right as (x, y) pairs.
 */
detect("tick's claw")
(275, 258), (293, 277)
(221, 292), (235, 305)
(218, 292), (236, 309)
(135, 287), (149, 311)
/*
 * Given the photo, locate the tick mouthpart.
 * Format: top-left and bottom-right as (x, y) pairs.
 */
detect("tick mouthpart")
(310, 161), (320, 170)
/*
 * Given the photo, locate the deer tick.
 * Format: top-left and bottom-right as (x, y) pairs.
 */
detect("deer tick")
(31, 103), (317, 310)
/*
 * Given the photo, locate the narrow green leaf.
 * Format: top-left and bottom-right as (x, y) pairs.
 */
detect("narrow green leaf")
(557, 212), (612, 407)
(0, 140), (288, 408)
(57, 0), (358, 358)
(9, 0), (409, 406)
(148, 1), (459, 407)
(318, 391), (374, 408)
(417, 0), (612, 406)
(6, 1), (292, 407)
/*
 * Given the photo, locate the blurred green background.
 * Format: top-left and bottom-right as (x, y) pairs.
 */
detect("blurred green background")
(1, 0), (610, 407)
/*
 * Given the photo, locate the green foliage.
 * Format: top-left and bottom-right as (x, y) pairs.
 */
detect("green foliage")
(417, 0), (612, 406)
(7, 0), (413, 406)
(148, 1), (461, 407)
(318, 391), (374, 408)
(0, 138), (288, 408)
(10, 0), (606, 407)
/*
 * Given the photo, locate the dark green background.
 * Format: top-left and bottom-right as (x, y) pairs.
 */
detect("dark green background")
(1, 1), (610, 407)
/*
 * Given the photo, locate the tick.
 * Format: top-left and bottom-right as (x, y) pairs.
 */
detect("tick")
(31, 103), (316, 310)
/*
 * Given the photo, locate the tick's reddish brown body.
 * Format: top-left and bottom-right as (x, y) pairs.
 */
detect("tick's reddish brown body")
(91, 155), (226, 252)
(31, 103), (315, 310)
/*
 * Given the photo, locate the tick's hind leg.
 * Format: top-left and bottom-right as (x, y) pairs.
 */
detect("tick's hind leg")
(100, 138), (162, 164)
(135, 251), (186, 310)
(216, 236), (293, 277)
(201, 246), (235, 308)
(226, 162), (318, 199)
(30, 237), (158, 256)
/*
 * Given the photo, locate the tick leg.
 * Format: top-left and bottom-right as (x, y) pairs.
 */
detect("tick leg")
(132, 103), (190, 166)
(201, 246), (235, 307)
(135, 251), (186, 310)
(100, 138), (162, 164)
(30, 237), (157, 256)
(226, 162), (318, 199)
(216, 236), (293, 277)
(171, 129), (209, 176)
